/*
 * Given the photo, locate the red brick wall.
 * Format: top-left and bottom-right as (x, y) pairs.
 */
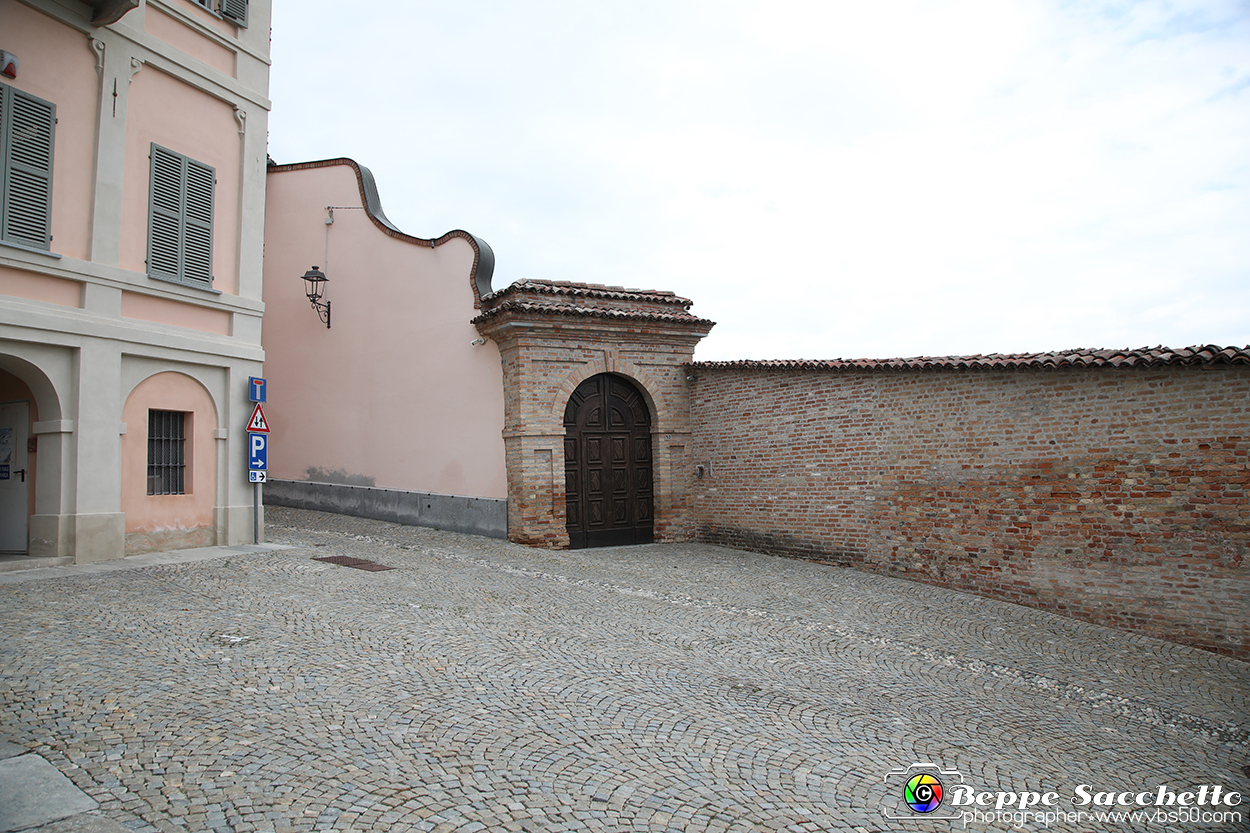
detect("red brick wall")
(689, 365), (1250, 658)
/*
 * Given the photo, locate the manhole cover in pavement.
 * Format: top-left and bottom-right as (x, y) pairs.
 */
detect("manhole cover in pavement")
(313, 555), (396, 572)
(210, 632), (256, 645)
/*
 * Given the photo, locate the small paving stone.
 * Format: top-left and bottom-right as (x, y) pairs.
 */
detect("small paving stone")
(0, 506), (1246, 832)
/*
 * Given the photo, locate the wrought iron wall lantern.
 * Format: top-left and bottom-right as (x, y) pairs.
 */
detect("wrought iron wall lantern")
(301, 266), (331, 328)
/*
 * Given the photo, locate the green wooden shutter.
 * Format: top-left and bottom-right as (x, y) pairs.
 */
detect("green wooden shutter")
(148, 144), (214, 286)
(0, 84), (56, 251)
(183, 158), (214, 284)
(149, 145), (183, 280)
(219, 0), (248, 27)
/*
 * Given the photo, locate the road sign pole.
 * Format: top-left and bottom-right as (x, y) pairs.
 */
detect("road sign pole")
(247, 377), (269, 546)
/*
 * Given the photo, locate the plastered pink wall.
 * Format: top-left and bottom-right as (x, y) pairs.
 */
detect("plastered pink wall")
(121, 67), (240, 294)
(120, 291), (231, 334)
(262, 162), (507, 499)
(145, 5), (236, 77)
(0, 2), (97, 261)
(121, 372), (217, 547)
(0, 266), (82, 308)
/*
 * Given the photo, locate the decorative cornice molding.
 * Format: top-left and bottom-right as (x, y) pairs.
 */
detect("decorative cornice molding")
(473, 277), (714, 337)
(89, 37), (107, 74)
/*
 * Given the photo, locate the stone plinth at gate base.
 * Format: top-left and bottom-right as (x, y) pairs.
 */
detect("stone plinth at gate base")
(473, 280), (714, 548)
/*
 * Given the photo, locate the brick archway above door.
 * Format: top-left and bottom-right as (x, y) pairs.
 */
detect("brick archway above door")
(564, 374), (654, 548)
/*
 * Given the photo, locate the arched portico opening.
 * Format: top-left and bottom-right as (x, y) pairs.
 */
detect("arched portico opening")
(563, 373), (654, 548)
(0, 353), (66, 558)
(0, 367), (38, 553)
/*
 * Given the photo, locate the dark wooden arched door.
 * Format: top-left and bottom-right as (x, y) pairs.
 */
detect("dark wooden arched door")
(563, 374), (654, 548)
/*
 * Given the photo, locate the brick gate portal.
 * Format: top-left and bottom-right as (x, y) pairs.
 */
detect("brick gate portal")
(472, 280), (713, 548)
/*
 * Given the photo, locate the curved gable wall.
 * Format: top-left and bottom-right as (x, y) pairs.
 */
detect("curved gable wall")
(262, 160), (506, 500)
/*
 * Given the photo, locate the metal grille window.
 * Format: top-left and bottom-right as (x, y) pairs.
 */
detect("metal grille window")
(147, 410), (186, 495)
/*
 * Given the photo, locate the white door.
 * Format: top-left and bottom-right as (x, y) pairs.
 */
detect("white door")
(0, 401), (30, 553)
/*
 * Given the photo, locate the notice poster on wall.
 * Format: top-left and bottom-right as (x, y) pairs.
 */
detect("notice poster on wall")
(0, 427), (11, 480)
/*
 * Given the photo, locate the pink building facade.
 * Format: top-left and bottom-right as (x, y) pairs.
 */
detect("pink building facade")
(0, 0), (270, 561)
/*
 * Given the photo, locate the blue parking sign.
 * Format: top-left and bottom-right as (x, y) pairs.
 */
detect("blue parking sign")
(249, 432), (267, 470)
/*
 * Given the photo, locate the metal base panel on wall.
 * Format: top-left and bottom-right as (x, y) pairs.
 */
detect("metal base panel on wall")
(263, 480), (507, 539)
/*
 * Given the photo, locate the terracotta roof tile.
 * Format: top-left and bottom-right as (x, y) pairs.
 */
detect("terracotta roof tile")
(691, 345), (1250, 372)
(481, 279), (693, 307)
(472, 299), (714, 327)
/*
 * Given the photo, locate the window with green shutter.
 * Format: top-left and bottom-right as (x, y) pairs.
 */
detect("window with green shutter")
(187, 0), (247, 28)
(219, 0), (248, 27)
(148, 144), (214, 288)
(0, 82), (56, 252)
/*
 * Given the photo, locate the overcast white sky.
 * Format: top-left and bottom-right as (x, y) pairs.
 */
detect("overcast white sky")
(267, 0), (1250, 361)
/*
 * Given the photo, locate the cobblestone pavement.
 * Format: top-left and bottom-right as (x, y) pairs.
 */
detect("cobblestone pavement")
(2, 507), (1247, 833)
